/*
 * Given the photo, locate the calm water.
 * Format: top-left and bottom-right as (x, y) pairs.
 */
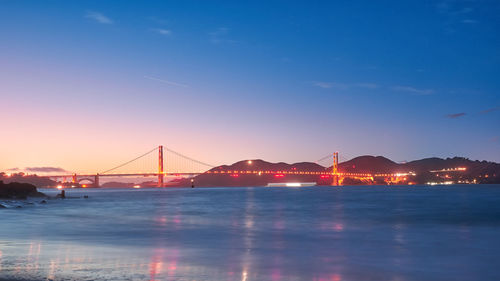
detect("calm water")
(1, 185), (500, 281)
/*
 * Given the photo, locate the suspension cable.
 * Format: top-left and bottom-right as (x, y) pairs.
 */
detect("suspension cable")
(100, 147), (158, 174)
(164, 147), (216, 168)
(315, 153), (333, 164)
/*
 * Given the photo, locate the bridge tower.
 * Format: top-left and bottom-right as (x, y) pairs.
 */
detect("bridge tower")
(94, 173), (100, 188)
(158, 145), (164, 187)
(332, 152), (339, 186)
(72, 173), (77, 184)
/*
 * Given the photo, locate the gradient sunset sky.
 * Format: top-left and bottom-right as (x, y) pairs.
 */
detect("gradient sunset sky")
(1, 0), (499, 174)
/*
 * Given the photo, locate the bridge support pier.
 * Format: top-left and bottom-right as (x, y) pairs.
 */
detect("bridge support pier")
(72, 173), (77, 184)
(94, 173), (100, 188)
(158, 145), (164, 187)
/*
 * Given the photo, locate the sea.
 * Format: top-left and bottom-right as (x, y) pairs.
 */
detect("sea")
(1, 185), (500, 281)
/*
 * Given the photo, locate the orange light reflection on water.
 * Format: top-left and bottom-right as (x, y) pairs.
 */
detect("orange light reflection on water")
(149, 248), (179, 281)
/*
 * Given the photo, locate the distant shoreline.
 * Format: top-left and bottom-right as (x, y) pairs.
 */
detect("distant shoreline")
(2, 155), (499, 188)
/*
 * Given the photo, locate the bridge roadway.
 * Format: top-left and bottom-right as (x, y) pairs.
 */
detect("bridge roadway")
(42, 170), (410, 188)
(47, 171), (409, 178)
(48, 173), (202, 178)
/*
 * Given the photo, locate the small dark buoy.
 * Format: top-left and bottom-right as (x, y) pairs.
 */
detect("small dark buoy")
(84, 195), (89, 199)
(61, 190), (66, 199)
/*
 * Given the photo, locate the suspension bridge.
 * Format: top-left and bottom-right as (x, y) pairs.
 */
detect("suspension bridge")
(44, 145), (410, 187)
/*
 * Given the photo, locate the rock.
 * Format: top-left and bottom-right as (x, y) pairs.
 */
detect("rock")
(0, 181), (46, 199)
(40, 200), (47, 204)
(0, 204), (6, 208)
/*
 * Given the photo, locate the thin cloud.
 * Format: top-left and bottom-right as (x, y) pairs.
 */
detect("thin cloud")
(446, 112), (466, 119)
(436, 1), (473, 16)
(391, 86), (434, 95)
(85, 11), (113, 24)
(148, 17), (168, 25)
(153, 28), (172, 36)
(436, 1), (478, 31)
(481, 107), (500, 114)
(312, 81), (333, 89)
(311, 81), (378, 90)
(144, 75), (189, 88)
(24, 167), (68, 173)
(311, 81), (349, 90)
(462, 19), (478, 24)
(209, 27), (237, 44)
(356, 83), (379, 89)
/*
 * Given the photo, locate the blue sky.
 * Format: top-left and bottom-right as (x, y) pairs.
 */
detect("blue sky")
(0, 0), (499, 172)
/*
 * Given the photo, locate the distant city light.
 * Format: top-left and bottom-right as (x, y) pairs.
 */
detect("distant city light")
(430, 167), (467, 173)
(426, 181), (454, 186)
(247, 160), (252, 165)
(56, 185), (63, 189)
(133, 185), (141, 188)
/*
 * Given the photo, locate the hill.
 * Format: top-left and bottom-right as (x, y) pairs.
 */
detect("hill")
(172, 156), (499, 187)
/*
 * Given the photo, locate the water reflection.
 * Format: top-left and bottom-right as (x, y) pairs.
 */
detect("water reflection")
(149, 248), (179, 281)
(149, 248), (164, 280)
(320, 222), (344, 232)
(0, 187), (499, 280)
(154, 215), (168, 226)
(393, 223), (406, 246)
(241, 188), (255, 281)
(241, 269), (248, 281)
(47, 258), (58, 281)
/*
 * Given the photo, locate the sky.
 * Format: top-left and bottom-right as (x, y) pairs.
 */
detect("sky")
(1, 0), (499, 174)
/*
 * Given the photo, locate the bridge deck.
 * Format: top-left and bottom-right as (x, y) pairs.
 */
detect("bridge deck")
(44, 171), (408, 178)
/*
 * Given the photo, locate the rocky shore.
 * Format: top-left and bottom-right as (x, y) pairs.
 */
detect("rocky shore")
(0, 181), (46, 208)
